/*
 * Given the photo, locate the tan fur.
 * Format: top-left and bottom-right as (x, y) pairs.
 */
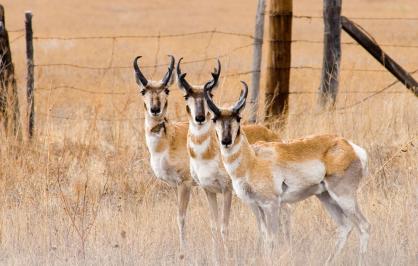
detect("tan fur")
(250, 134), (357, 176)
(242, 124), (281, 143)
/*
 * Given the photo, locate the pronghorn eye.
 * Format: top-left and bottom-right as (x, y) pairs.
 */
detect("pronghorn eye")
(164, 88), (170, 95)
(212, 117), (218, 123)
(184, 95), (189, 100)
(140, 90), (146, 96)
(236, 116), (241, 122)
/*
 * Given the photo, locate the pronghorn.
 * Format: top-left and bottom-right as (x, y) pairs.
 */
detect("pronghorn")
(204, 81), (370, 265)
(176, 58), (280, 255)
(133, 55), (193, 258)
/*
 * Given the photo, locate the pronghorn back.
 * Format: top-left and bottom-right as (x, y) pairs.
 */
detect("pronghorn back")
(253, 134), (362, 176)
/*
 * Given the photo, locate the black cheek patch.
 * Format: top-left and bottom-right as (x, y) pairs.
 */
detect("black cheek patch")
(186, 105), (191, 114)
(143, 103), (147, 111)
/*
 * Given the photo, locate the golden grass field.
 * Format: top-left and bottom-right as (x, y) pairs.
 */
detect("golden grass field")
(1, 0), (417, 265)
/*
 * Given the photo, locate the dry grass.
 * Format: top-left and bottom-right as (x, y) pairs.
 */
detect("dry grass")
(1, 0), (417, 265)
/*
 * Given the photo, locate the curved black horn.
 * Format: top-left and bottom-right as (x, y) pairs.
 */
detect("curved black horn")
(232, 81), (249, 114)
(176, 57), (193, 94)
(204, 59), (222, 91)
(133, 56), (148, 87)
(204, 83), (221, 117)
(161, 55), (175, 86)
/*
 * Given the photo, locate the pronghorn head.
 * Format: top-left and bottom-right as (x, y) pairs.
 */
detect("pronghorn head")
(204, 81), (248, 148)
(133, 55), (175, 118)
(177, 58), (221, 125)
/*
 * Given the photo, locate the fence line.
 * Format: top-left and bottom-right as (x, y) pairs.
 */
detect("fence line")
(34, 63), (396, 73)
(36, 84), (411, 97)
(32, 32), (418, 49)
(7, 15), (417, 124)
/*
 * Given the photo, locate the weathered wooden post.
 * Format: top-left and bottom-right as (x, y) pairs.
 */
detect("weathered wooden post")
(0, 4), (21, 138)
(341, 16), (418, 96)
(25, 11), (34, 138)
(318, 0), (342, 107)
(249, 0), (266, 123)
(265, 0), (292, 126)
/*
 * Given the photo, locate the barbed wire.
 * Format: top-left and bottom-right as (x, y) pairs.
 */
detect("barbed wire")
(293, 15), (418, 21)
(9, 33), (25, 43)
(336, 68), (418, 111)
(7, 28), (24, 33)
(34, 42), (255, 71)
(32, 29), (255, 41)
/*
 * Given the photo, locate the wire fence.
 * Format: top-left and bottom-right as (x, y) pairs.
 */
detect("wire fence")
(6, 14), (418, 123)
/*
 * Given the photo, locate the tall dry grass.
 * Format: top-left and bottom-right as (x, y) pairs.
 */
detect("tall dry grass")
(1, 0), (418, 265)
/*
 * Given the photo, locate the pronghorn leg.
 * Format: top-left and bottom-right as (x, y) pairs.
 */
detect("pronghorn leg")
(221, 189), (232, 256)
(177, 182), (191, 259)
(330, 192), (370, 266)
(279, 203), (291, 244)
(317, 191), (353, 264)
(204, 190), (223, 262)
(325, 160), (370, 266)
(257, 206), (268, 243)
(249, 204), (265, 248)
(263, 205), (279, 254)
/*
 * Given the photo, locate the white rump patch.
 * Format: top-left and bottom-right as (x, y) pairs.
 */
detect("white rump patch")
(348, 141), (368, 176)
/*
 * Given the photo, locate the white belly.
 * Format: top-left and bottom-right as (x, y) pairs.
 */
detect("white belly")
(149, 151), (180, 186)
(273, 160), (326, 194)
(190, 156), (229, 192)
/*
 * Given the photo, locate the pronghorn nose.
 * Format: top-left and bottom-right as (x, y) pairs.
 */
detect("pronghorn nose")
(151, 106), (161, 115)
(195, 115), (205, 123)
(221, 138), (232, 146)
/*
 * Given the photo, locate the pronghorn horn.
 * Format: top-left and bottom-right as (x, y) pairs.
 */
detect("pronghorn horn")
(204, 82), (221, 117)
(176, 57), (193, 94)
(232, 81), (249, 115)
(161, 55), (175, 86)
(133, 56), (148, 87)
(204, 59), (222, 91)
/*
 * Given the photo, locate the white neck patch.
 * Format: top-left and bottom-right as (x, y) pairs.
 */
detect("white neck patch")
(189, 120), (212, 136)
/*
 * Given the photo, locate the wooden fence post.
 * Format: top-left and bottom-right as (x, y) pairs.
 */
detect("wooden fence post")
(341, 16), (418, 96)
(318, 0), (342, 107)
(0, 4), (21, 138)
(265, 0), (292, 127)
(25, 11), (34, 138)
(249, 0), (266, 124)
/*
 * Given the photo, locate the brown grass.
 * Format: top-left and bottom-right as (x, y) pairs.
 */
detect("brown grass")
(1, 0), (417, 265)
